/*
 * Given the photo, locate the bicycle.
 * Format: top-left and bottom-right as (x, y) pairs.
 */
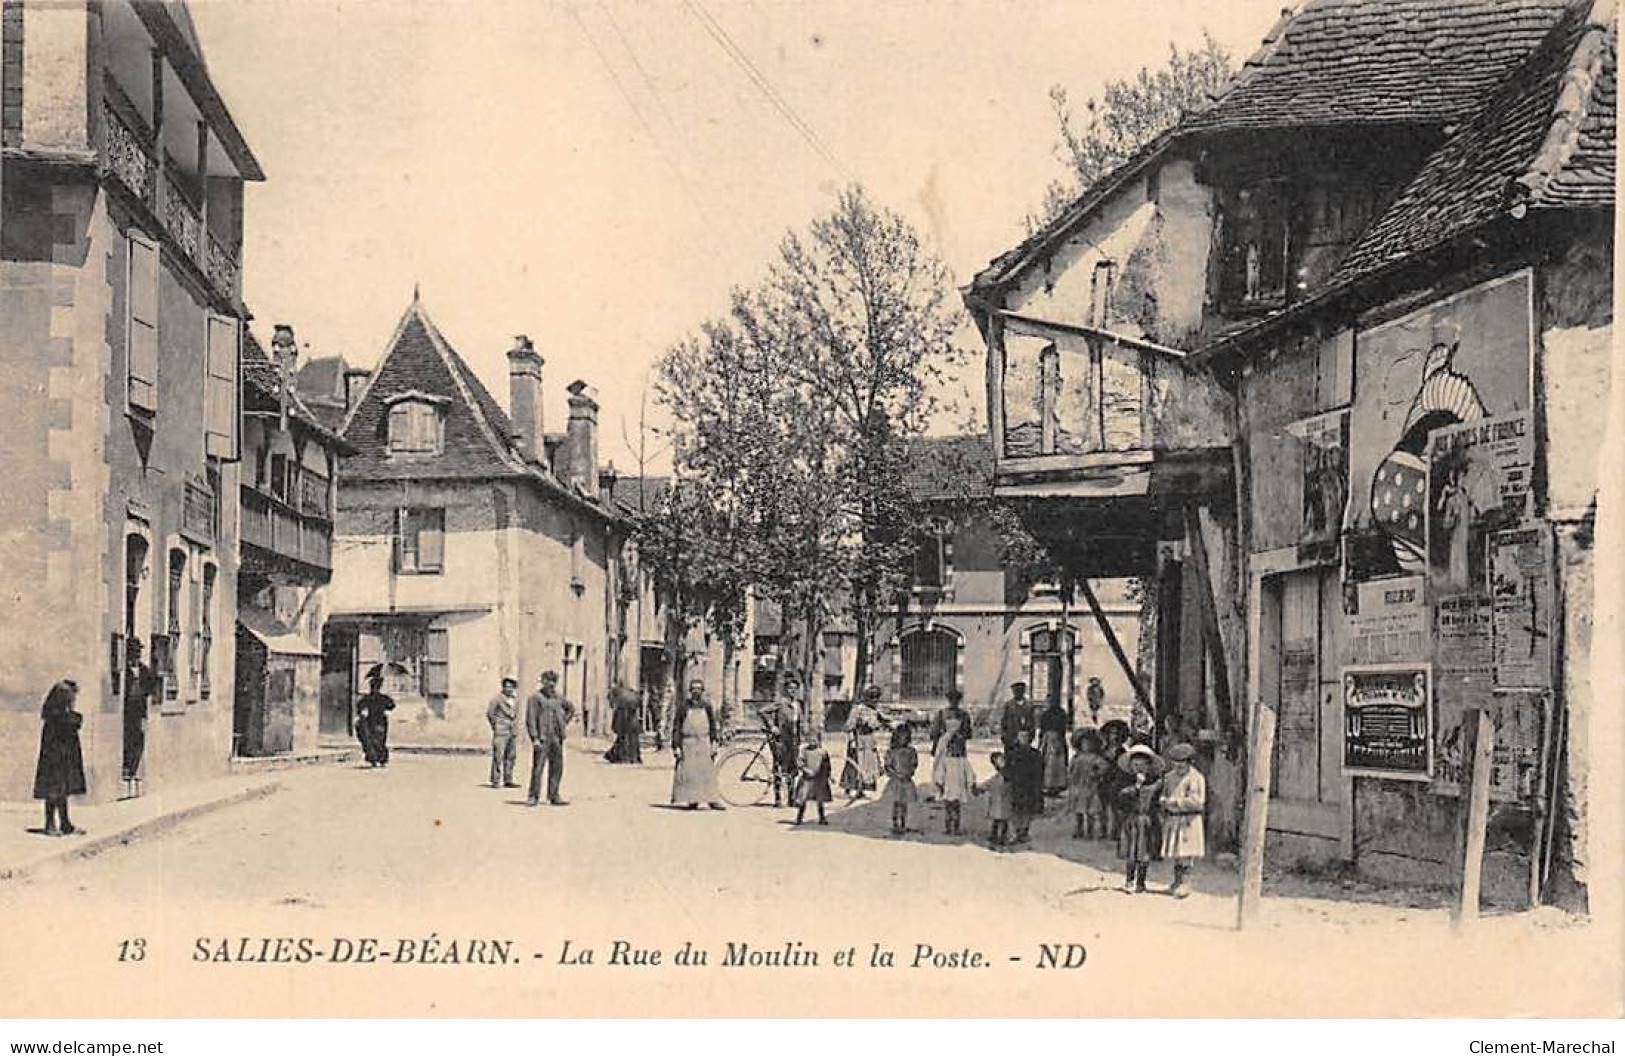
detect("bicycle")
(715, 706), (793, 808)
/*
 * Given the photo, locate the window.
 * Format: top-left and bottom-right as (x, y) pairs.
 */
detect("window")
(387, 399), (443, 455)
(204, 313), (240, 460)
(823, 631), (844, 695)
(199, 564), (215, 700)
(913, 534), (946, 591)
(394, 507), (445, 574)
(164, 549), (184, 699)
(127, 231), (159, 413)
(899, 627), (958, 701)
(1029, 626), (1075, 709)
(1221, 181), (1290, 309)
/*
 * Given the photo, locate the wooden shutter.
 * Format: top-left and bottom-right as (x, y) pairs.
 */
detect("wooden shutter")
(419, 509), (445, 571)
(127, 231), (160, 412)
(423, 625), (450, 697)
(391, 507), (406, 572)
(205, 313), (240, 460)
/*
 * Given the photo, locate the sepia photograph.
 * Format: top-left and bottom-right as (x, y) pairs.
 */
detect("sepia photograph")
(0, 0), (1620, 1027)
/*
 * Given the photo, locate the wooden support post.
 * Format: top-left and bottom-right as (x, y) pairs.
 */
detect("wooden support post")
(1077, 577), (1154, 721)
(1237, 696), (1277, 930)
(1182, 504), (1234, 731)
(1452, 708), (1495, 928)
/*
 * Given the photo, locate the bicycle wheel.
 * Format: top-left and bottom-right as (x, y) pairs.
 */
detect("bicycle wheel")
(716, 743), (776, 807)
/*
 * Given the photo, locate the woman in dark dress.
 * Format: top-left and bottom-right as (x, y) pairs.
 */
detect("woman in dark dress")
(604, 685), (643, 763)
(34, 679), (87, 836)
(355, 670), (395, 767)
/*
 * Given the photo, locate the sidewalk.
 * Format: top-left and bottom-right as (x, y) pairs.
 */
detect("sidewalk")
(0, 771), (284, 883)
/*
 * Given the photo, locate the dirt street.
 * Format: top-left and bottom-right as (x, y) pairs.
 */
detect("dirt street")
(0, 745), (1613, 1017)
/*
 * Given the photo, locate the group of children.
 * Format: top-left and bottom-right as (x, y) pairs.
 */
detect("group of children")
(781, 711), (1205, 899)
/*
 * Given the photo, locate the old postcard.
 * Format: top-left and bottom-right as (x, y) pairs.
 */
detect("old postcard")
(0, 0), (1620, 1021)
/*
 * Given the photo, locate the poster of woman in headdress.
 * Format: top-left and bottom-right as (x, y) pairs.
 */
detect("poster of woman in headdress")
(1342, 270), (1534, 584)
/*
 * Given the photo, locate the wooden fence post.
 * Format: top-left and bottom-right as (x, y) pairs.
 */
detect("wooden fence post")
(1237, 697), (1277, 930)
(1453, 708), (1495, 928)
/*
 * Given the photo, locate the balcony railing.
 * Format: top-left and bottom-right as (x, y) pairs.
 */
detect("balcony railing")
(99, 98), (241, 307)
(241, 484), (333, 572)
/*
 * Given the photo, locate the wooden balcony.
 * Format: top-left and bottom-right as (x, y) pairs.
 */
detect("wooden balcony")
(99, 95), (241, 307)
(987, 311), (1234, 501)
(241, 484), (333, 575)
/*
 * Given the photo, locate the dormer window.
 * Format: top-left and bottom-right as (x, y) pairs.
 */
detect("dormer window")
(383, 392), (449, 456)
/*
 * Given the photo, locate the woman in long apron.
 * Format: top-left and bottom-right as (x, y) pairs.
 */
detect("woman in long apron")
(930, 689), (976, 835)
(670, 680), (725, 810)
(1038, 699), (1071, 795)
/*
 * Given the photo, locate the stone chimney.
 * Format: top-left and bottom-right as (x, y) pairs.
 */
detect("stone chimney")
(271, 324), (297, 428)
(507, 335), (545, 464)
(343, 367), (370, 412)
(565, 380), (599, 496)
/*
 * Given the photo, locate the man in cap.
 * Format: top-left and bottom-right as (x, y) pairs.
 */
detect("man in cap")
(526, 669), (576, 806)
(998, 681), (1036, 752)
(487, 675), (520, 788)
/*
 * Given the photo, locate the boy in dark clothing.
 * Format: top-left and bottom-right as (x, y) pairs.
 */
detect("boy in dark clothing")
(1003, 728), (1045, 844)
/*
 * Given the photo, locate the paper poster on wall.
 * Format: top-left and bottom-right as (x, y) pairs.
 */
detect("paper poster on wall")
(1292, 408), (1349, 564)
(1431, 691), (1543, 802)
(1343, 664), (1433, 780)
(1343, 270), (1532, 584)
(1434, 593), (1493, 681)
(1346, 575), (1426, 664)
(1425, 413), (1533, 596)
(1490, 525), (1553, 691)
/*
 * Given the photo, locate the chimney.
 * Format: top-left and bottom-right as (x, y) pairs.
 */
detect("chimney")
(271, 324), (297, 428)
(507, 335), (545, 464)
(565, 379), (599, 496)
(343, 367), (370, 412)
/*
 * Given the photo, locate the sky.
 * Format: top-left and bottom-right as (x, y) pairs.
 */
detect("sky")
(190, 0), (1291, 472)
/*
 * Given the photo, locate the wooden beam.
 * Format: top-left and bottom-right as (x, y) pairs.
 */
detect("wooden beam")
(1182, 504), (1235, 731)
(1237, 696), (1277, 930)
(1452, 708), (1495, 929)
(1077, 577), (1154, 719)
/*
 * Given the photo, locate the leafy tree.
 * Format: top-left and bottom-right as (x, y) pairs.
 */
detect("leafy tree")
(1029, 32), (1233, 230)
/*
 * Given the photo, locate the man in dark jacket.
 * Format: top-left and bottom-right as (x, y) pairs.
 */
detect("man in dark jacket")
(998, 681), (1036, 751)
(122, 638), (156, 782)
(526, 670), (576, 806)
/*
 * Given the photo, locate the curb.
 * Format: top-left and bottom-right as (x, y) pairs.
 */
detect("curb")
(0, 780), (283, 883)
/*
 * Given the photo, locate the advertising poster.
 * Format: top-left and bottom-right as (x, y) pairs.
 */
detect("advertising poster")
(1292, 408), (1349, 564)
(1431, 690), (1544, 802)
(1346, 575), (1426, 664)
(1490, 525), (1554, 690)
(1425, 413), (1533, 595)
(1342, 664), (1433, 780)
(1343, 270), (1533, 584)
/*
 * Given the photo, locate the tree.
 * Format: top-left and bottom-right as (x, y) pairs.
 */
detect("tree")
(740, 185), (966, 694)
(1029, 32), (1233, 230)
(654, 185), (966, 720)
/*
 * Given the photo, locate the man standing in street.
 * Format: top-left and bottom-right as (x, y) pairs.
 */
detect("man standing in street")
(999, 681), (1036, 751)
(122, 637), (156, 785)
(526, 670), (576, 806)
(487, 676), (519, 788)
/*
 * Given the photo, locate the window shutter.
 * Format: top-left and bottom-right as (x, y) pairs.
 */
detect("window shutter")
(127, 232), (160, 412)
(419, 509), (445, 571)
(205, 313), (240, 460)
(424, 625), (450, 697)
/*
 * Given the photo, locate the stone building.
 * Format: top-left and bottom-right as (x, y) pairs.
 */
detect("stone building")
(0, 0), (259, 801)
(966, 0), (1614, 904)
(323, 296), (629, 745)
(232, 325), (352, 759)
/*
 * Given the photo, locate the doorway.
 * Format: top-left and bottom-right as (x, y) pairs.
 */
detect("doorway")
(122, 532), (151, 798)
(320, 624), (357, 739)
(1260, 567), (1347, 841)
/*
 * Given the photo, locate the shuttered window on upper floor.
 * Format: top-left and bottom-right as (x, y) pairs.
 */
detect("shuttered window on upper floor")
(205, 313), (240, 460)
(127, 231), (159, 413)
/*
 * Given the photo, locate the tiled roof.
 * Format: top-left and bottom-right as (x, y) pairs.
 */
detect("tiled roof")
(968, 0), (1586, 303)
(1188, 0), (1576, 131)
(1336, 0), (1615, 280)
(339, 301), (527, 482)
(609, 474), (669, 515)
(903, 435), (995, 502)
(338, 299), (618, 521)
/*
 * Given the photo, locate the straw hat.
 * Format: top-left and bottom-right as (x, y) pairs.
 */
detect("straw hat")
(1117, 743), (1165, 774)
